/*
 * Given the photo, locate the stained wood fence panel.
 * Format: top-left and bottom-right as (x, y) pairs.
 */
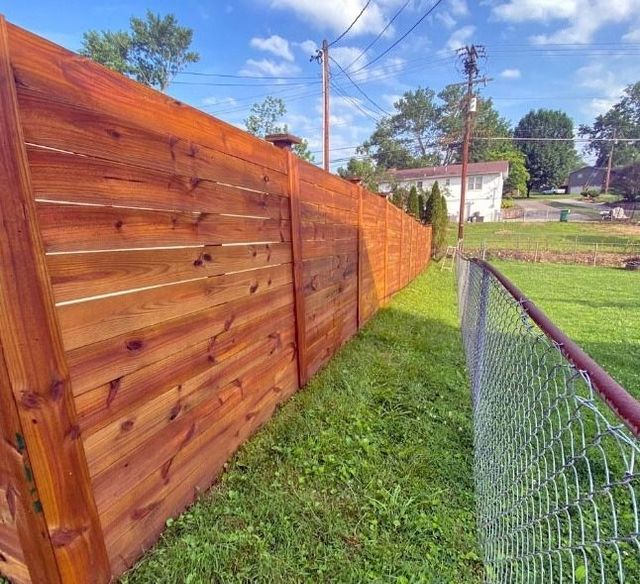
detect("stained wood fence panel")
(0, 18), (431, 584)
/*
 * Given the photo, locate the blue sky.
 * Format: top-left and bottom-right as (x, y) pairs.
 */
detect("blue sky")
(2, 0), (639, 166)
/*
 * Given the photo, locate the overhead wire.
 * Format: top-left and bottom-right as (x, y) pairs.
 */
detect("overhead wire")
(329, 0), (372, 47)
(344, 0), (411, 71)
(329, 56), (390, 116)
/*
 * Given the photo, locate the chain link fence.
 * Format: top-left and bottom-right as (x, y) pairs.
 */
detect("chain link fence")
(456, 255), (640, 583)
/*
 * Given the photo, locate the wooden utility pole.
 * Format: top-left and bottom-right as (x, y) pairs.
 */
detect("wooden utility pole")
(322, 40), (330, 171)
(312, 41), (331, 171)
(456, 45), (485, 243)
(603, 130), (616, 194)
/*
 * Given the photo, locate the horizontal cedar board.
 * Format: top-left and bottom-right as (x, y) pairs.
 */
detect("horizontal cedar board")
(7, 23), (287, 175)
(304, 278), (357, 314)
(101, 350), (298, 573)
(18, 91), (288, 199)
(302, 238), (357, 259)
(0, 524), (29, 584)
(37, 202), (290, 252)
(58, 263), (292, 351)
(75, 303), (294, 435)
(300, 221), (357, 242)
(28, 147), (290, 220)
(299, 181), (358, 213)
(298, 162), (356, 198)
(85, 318), (296, 480)
(67, 283), (294, 395)
(48, 242), (291, 303)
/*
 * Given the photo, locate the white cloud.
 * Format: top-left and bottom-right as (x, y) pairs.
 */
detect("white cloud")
(296, 39), (318, 55)
(493, 0), (640, 44)
(270, 0), (387, 36)
(622, 27), (640, 41)
(449, 0), (470, 16)
(435, 11), (457, 29)
(500, 68), (521, 79)
(239, 58), (301, 77)
(250, 35), (295, 61)
(202, 96), (237, 107)
(441, 25), (476, 53)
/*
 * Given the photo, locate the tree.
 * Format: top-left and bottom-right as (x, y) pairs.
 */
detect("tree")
(361, 85), (512, 170)
(407, 186), (419, 219)
(391, 187), (406, 209)
(244, 96), (315, 163)
(337, 156), (384, 191)
(514, 109), (578, 195)
(611, 161), (640, 201)
(362, 88), (442, 169)
(417, 193), (425, 223)
(424, 182), (448, 258)
(580, 82), (640, 168)
(81, 11), (199, 91)
(485, 144), (529, 196)
(437, 85), (511, 164)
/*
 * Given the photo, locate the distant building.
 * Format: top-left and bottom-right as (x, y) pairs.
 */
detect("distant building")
(379, 161), (509, 223)
(567, 166), (607, 194)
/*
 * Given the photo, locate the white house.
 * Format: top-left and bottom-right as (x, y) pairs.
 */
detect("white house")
(379, 161), (510, 223)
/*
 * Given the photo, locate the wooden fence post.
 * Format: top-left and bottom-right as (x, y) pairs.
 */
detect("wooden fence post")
(0, 17), (110, 583)
(383, 200), (389, 305)
(285, 151), (307, 387)
(357, 185), (364, 329)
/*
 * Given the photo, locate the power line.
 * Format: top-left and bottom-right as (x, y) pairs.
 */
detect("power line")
(344, 0), (411, 71)
(331, 80), (382, 123)
(329, 0), (372, 47)
(351, 0), (447, 74)
(172, 79), (321, 87)
(329, 56), (390, 116)
(177, 71), (320, 81)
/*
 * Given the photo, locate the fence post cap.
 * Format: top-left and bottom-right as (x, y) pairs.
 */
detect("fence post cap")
(265, 133), (302, 150)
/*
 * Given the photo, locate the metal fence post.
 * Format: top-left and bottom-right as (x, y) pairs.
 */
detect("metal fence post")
(472, 267), (490, 404)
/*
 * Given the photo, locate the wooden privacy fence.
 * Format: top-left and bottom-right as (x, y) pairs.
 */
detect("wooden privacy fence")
(0, 18), (431, 584)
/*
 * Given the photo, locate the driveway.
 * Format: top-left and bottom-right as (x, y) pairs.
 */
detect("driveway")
(515, 197), (596, 222)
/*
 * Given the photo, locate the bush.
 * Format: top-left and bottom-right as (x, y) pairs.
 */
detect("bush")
(501, 198), (515, 209)
(424, 181), (448, 258)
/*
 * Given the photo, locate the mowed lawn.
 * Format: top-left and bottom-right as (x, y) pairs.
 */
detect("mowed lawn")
(449, 221), (640, 252)
(122, 267), (481, 583)
(494, 261), (640, 399)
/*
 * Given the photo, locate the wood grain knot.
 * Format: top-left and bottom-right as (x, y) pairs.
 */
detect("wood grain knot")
(249, 281), (259, 294)
(125, 339), (144, 351)
(114, 219), (124, 230)
(50, 379), (65, 401)
(66, 424), (81, 441)
(51, 526), (88, 548)
(107, 128), (121, 139)
(168, 403), (182, 421)
(20, 392), (42, 409)
(224, 315), (235, 331)
(107, 377), (122, 407)
(120, 420), (135, 432)
(263, 175), (270, 183)
(202, 253), (212, 262)
(131, 500), (162, 520)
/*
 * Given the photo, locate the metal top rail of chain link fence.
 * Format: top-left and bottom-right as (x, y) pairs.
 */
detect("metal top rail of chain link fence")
(456, 255), (640, 583)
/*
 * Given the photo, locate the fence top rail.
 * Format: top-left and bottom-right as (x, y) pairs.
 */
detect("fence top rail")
(470, 257), (640, 437)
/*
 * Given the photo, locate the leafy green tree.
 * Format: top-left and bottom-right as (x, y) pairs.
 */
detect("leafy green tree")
(408, 186), (419, 219)
(81, 11), (199, 91)
(485, 144), (529, 196)
(362, 87), (442, 169)
(437, 85), (511, 164)
(611, 161), (640, 201)
(245, 96), (315, 163)
(580, 82), (640, 168)
(417, 193), (425, 223)
(391, 187), (406, 209)
(514, 109), (578, 195)
(337, 155), (384, 191)
(424, 182), (448, 258)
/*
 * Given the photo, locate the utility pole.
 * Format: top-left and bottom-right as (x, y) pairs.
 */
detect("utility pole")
(312, 41), (330, 171)
(603, 130), (616, 194)
(456, 45), (486, 244)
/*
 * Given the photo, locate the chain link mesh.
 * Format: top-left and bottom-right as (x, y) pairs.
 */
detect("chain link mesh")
(456, 256), (640, 583)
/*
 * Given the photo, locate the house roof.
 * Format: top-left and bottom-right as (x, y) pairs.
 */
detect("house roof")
(385, 160), (509, 181)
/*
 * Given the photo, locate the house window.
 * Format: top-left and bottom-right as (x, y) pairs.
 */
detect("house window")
(468, 176), (483, 190)
(417, 181), (423, 189)
(444, 178), (451, 187)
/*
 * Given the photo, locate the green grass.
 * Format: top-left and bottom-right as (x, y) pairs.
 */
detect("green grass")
(449, 221), (640, 253)
(493, 260), (640, 398)
(122, 267), (481, 584)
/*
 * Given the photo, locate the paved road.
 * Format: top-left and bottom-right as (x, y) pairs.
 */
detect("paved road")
(514, 197), (598, 222)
